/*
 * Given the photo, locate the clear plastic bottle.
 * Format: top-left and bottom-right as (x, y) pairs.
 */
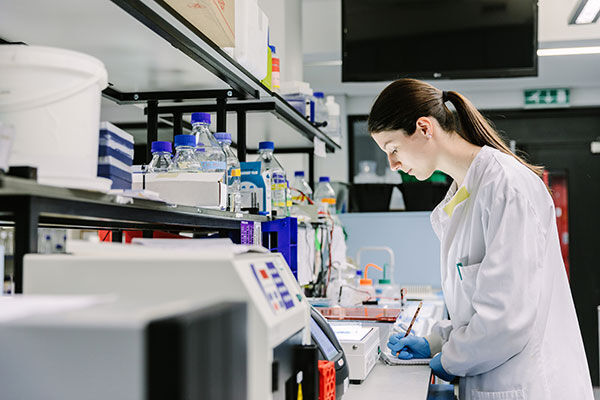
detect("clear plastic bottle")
(148, 141), (172, 172)
(170, 135), (200, 172)
(214, 132), (241, 212)
(314, 176), (336, 216)
(291, 171), (313, 205)
(313, 91), (328, 126)
(325, 95), (341, 139)
(256, 141), (288, 217)
(285, 180), (292, 215)
(190, 112), (227, 176)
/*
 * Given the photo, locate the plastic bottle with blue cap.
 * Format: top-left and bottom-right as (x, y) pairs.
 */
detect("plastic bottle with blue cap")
(291, 171), (313, 205)
(314, 176), (336, 216)
(214, 132), (241, 212)
(148, 141), (172, 172)
(313, 91), (328, 127)
(190, 112), (226, 175)
(170, 135), (200, 172)
(256, 141), (288, 217)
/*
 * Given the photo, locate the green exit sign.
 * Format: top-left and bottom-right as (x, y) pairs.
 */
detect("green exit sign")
(524, 88), (570, 107)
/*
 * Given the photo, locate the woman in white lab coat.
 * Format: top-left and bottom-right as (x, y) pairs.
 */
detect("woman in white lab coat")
(368, 78), (594, 399)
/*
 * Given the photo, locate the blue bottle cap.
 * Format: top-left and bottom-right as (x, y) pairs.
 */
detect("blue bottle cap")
(313, 92), (324, 98)
(319, 176), (330, 182)
(214, 132), (232, 142)
(269, 45), (276, 53)
(259, 141), (275, 150)
(174, 134), (196, 148)
(151, 141), (172, 153)
(294, 171), (305, 177)
(191, 112), (211, 124)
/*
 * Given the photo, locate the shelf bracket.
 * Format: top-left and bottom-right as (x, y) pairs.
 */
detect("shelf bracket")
(173, 111), (183, 140)
(216, 97), (227, 132)
(237, 110), (247, 162)
(147, 100), (159, 163)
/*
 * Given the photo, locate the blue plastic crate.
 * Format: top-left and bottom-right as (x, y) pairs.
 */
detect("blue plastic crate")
(262, 217), (298, 279)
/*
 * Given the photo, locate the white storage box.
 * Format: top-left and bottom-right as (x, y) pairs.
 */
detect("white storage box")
(136, 172), (227, 209)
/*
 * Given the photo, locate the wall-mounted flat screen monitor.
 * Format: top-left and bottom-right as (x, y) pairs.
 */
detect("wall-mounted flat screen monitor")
(342, 0), (538, 81)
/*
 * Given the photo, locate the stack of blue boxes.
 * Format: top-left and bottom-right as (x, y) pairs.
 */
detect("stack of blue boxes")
(97, 122), (134, 189)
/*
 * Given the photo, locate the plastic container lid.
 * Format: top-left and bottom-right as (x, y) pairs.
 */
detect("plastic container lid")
(356, 270), (363, 276)
(313, 91), (324, 98)
(294, 171), (305, 177)
(319, 176), (330, 182)
(174, 134), (196, 148)
(214, 132), (232, 142)
(191, 112), (211, 124)
(359, 278), (373, 286)
(378, 279), (392, 284)
(259, 141), (275, 150)
(151, 141), (172, 153)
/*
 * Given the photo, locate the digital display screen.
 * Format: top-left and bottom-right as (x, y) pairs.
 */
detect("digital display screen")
(343, 0), (537, 80)
(311, 318), (340, 361)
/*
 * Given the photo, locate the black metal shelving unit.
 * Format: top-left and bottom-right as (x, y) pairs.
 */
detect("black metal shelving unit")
(0, 176), (267, 293)
(102, 0), (341, 159)
(1, 0), (342, 292)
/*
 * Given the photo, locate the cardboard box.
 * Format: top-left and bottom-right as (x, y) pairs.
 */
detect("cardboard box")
(165, 0), (235, 47)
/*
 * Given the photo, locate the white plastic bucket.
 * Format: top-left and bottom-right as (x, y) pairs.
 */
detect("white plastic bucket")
(0, 45), (108, 186)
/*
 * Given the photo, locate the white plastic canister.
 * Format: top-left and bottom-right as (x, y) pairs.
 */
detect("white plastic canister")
(0, 45), (108, 186)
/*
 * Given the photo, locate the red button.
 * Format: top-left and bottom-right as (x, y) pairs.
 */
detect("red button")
(260, 270), (268, 279)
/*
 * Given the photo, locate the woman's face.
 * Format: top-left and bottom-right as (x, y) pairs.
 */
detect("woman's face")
(371, 118), (438, 181)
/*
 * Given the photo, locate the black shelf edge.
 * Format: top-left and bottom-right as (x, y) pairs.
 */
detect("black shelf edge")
(0, 176), (267, 231)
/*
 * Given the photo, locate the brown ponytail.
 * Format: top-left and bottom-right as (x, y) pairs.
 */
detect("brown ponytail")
(368, 79), (544, 178)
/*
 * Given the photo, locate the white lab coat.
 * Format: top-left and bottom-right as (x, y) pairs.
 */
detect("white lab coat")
(426, 146), (593, 400)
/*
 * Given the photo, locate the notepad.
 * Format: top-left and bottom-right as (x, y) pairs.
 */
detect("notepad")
(380, 349), (432, 366)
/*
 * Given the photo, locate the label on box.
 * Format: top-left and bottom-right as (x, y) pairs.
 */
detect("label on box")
(240, 161), (271, 214)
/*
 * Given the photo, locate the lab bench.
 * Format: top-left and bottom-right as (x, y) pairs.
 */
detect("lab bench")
(344, 361), (432, 399)
(332, 299), (447, 400)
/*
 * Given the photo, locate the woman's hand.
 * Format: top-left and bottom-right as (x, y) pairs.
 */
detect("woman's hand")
(387, 334), (431, 359)
(429, 352), (456, 381)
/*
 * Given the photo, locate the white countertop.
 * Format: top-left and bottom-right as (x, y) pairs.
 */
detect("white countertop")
(343, 360), (432, 400)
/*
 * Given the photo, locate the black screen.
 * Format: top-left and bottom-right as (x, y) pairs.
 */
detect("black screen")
(342, 0), (537, 81)
(310, 318), (340, 361)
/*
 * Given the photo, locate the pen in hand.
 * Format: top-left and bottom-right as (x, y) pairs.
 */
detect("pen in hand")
(404, 301), (423, 337)
(397, 301), (424, 356)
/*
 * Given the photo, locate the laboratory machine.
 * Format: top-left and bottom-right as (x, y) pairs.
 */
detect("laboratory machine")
(23, 242), (313, 400)
(310, 306), (350, 399)
(0, 296), (246, 400)
(330, 323), (380, 383)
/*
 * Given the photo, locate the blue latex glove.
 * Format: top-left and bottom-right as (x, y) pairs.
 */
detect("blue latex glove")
(387, 334), (431, 360)
(430, 353), (456, 382)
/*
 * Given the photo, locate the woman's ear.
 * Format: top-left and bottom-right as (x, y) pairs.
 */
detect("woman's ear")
(416, 117), (433, 138)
